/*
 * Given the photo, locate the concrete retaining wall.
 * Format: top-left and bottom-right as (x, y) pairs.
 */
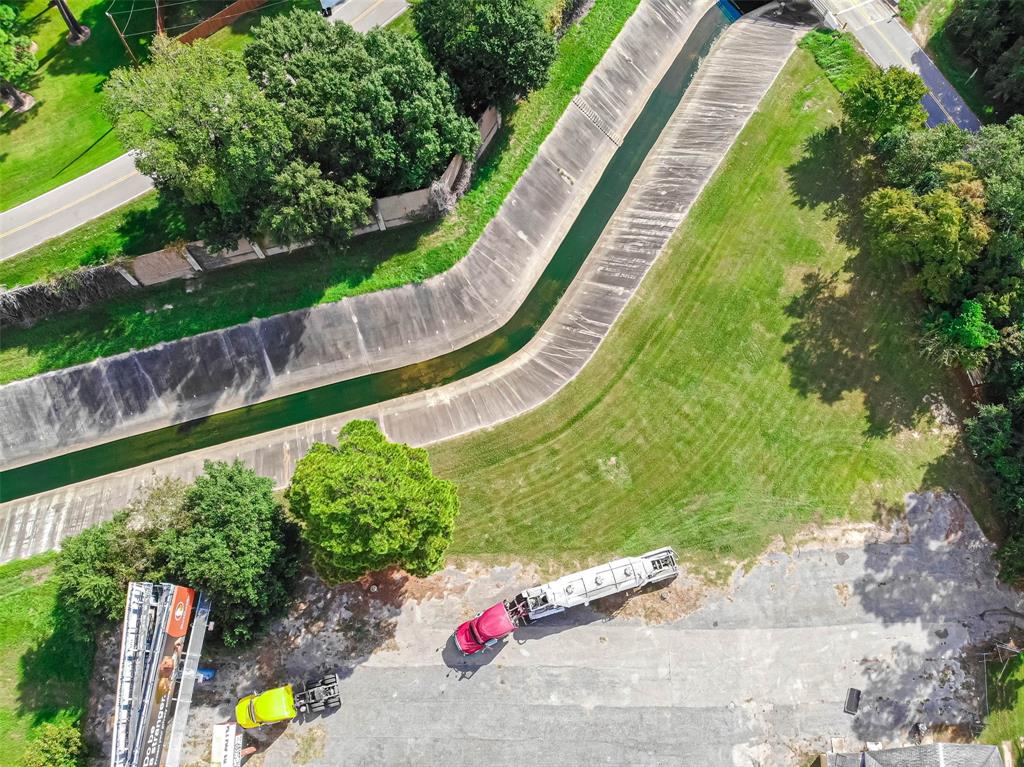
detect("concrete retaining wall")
(0, 110), (500, 321)
(0, 10), (809, 563)
(0, 0), (713, 471)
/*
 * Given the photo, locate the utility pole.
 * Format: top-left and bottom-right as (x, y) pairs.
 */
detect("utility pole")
(50, 0), (91, 45)
(106, 10), (139, 65)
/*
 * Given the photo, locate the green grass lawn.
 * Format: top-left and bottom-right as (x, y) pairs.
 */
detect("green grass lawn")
(0, 0), (323, 214)
(0, 192), (195, 289)
(0, 0), (141, 211)
(203, 0), (319, 53)
(0, 555), (94, 766)
(429, 48), (987, 574)
(981, 652), (1024, 748)
(0, 0), (642, 384)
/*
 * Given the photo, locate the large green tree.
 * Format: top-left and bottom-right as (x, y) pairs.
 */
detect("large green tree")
(864, 162), (991, 304)
(413, 0), (556, 112)
(160, 460), (294, 647)
(105, 36), (293, 248)
(877, 123), (969, 193)
(0, 3), (36, 110)
(55, 478), (184, 621)
(287, 421), (459, 583)
(841, 66), (927, 140)
(244, 12), (477, 195)
(55, 465), (294, 646)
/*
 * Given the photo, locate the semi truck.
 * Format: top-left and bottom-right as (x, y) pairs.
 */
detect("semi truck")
(235, 673), (342, 729)
(454, 547), (678, 654)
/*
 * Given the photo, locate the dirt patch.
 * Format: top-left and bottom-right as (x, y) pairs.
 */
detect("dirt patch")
(593, 573), (708, 624)
(834, 583), (851, 607)
(289, 724), (326, 764)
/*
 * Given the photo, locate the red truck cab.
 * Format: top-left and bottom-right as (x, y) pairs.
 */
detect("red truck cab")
(454, 602), (516, 654)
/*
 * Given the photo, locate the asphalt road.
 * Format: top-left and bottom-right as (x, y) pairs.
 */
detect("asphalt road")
(817, 0), (981, 130)
(121, 493), (1020, 767)
(0, 0), (409, 263)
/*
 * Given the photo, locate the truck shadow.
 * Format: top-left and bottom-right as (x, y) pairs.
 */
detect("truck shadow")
(441, 634), (503, 679)
(441, 579), (679, 679)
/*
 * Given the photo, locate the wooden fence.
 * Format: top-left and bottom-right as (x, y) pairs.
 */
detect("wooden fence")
(177, 0), (268, 43)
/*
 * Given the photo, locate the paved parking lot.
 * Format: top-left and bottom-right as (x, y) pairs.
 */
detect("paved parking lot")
(85, 493), (1023, 766)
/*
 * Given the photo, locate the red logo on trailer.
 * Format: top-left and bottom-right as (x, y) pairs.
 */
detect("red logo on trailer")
(166, 585), (195, 637)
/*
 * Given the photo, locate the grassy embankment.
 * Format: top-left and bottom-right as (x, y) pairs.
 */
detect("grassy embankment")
(0, 555), (94, 767)
(0, 0), (642, 383)
(430, 45), (988, 577)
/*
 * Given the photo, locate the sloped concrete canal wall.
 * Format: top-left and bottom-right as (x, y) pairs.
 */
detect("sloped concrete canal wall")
(0, 0), (715, 470)
(0, 12), (807, 562)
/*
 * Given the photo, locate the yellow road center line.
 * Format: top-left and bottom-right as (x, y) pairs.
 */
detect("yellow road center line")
(350, 0), (387, 27)
(845, 1), (957, 124)
(0, 171), (142, 240)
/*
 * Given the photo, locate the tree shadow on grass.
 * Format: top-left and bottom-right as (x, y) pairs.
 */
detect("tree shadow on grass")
(781, 125), (969, 438)
(16, 600), (96, 729)
(39, 1), (150, 80)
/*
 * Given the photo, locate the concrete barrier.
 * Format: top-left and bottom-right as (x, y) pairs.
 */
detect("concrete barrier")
(0, 9), (811, 563)
(0, 0), (714, 470)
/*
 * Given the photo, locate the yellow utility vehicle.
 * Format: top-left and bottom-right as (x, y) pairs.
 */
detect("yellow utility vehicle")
(235, 673), (341, 729)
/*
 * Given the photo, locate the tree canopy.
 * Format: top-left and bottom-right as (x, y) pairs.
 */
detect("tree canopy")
(414, 0), (556, 112)
(55, 464), (295, 646)
(159, 460), (295, 647)
(947, 0), (1024, 116)
(106, 12), (477, 247)
(244, 14), (477, 196)
(840, 66), (927, 140)
(287, 420), (459, 583)
(0, 3), (36, 93)
(864, 163), (991, 304)
(105, 36), (295, 249)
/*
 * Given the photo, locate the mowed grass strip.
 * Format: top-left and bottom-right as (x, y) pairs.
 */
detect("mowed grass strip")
(0, 0), (641, 384)
(980, 652), (1024, 747)
(0, 0), (137, 211)
(0, 555), (94, 766)
(430, 49), (985, 575)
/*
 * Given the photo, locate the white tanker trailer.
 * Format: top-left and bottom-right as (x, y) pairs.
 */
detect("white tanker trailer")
(454, 547), (678, 654)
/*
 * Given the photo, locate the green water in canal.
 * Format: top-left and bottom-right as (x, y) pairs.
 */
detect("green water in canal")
(1, 6), (731, 502)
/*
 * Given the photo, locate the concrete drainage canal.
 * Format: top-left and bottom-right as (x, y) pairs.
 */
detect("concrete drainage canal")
(1, 4), (735, 502)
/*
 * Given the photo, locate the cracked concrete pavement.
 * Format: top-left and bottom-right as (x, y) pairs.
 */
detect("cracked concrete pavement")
(80, 493), (1024, 766)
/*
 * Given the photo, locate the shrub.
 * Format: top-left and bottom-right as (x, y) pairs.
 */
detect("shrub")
(55, 478), (184, 621)
(159, 460), (296, 646)
(21, 721), (86, 767)
(922, 299), (999, 367)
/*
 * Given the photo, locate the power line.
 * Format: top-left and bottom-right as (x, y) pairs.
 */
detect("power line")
(120, 0), (293, 37)
(106, 0), (238, 16)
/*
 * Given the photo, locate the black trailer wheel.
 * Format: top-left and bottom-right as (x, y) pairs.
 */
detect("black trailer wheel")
(322, 673), (338, 686)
